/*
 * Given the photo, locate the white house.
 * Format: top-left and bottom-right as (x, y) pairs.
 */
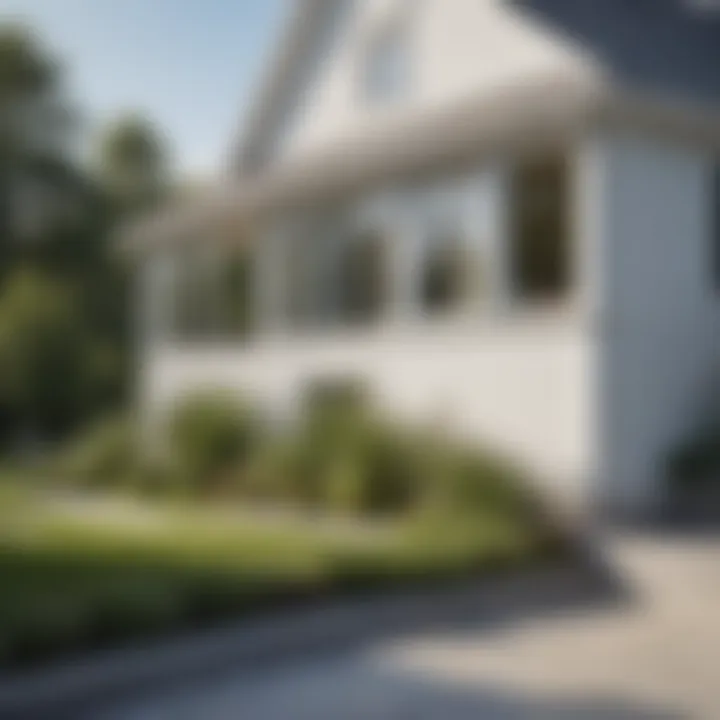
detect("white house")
(129, 0), (720, 518)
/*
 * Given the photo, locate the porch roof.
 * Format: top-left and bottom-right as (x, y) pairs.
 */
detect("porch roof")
(123, 75), (720, 253)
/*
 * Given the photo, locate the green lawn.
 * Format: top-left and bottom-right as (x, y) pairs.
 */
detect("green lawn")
(0, 483), (560, 669)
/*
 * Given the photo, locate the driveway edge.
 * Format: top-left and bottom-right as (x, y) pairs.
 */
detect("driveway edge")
(0, 563), (614, 719)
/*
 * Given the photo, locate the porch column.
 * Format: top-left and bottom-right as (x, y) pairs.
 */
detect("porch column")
(253, 225), (288, 337)
(386, 220), (424, 327)
(481, 164), (514, 314)
(140, 250), (176, 346)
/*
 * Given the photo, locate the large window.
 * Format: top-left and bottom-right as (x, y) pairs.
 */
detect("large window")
(170, 248), (251, 343)
(509, 155), (570, 301)
(420, 234), (473, 314)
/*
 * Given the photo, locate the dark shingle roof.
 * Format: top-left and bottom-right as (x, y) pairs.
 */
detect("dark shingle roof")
(511, 0), (720, 106)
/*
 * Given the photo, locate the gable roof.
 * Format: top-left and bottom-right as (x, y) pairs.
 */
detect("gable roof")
(126, 1), (720, 252)
(236, 0), (720, 178)
(231, 0), (350, 176)
(509, 0), (720, 106)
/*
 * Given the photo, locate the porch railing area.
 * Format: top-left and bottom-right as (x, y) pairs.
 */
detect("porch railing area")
(142, 153), (577, 349)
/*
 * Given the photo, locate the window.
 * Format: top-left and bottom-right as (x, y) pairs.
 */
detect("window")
(170, 248), (251, 342)
(509, 155), (571, 301)
(338, 231), (386, 325)
(420, 234), (470, 314)
(362, 25), (410, 103)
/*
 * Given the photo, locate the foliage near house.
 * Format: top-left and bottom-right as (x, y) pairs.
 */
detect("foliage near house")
(167, 392), (261, 490)
(0, 387), (567, 669)
(61, 386), (542, 524)
(0, 24), (173, 449)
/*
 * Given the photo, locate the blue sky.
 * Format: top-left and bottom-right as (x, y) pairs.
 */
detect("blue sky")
(0, 0), (288, 174)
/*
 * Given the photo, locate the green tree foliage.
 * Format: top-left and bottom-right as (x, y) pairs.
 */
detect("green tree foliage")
(0, 24), (85, 257)
(0, 23), (174, 447)
(95, 114), (171, 217)
(89, 115), (174, 411)
(0, 271), (118, 441)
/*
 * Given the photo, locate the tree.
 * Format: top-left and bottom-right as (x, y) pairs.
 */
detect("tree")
(88, 115), (175, 411)
(0, 270), (116, 443)
(0, 24), (84, 258)
(0, 24), (176, 448)
(95, 114), (171, 217)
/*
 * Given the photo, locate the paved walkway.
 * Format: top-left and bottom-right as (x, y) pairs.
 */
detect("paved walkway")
(90, 530), (720, 720)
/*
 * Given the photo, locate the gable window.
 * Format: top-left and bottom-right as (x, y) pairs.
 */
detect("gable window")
(362, 24), (410, 103)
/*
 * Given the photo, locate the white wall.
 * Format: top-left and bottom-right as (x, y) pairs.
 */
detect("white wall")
(586, 132), (719, 514)
(140, 318), (592, 510)
(139, 155), (594, 513)
(270, 0), (598, 162)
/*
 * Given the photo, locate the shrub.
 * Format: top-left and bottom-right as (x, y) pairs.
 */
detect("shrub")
(322, 451), (366, 514)
(342, 424), (418, 515)
(167, 391), (260, 492)
(278, 382), (529, 519)
(0, 271), (99, 442)
(409, 434), (533, 524)
(299, 381), (415, 514)
(54, 379), (536, 528)
(244, 384), (371, 508)
(241, 437), (312, 504)
(60, 417), (138, 489)
(303, 378), (369, 422)
(446, 448), (530, 517)
(305, 410), (418, 516)
(128, 456), (189, 499)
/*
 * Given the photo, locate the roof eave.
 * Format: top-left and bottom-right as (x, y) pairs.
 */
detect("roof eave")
(124, 77), (720, 256)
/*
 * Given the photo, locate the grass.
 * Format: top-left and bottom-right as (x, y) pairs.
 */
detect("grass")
(0, 482), (563, 670)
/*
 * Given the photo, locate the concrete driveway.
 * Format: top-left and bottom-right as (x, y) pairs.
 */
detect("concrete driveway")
(89, 530), (720, 720)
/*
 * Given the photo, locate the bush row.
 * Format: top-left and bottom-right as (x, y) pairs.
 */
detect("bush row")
(1, 385), (566, 669)
(59, 383), (538, 522)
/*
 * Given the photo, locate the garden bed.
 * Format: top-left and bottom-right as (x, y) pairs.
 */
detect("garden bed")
(0, 389), (569, 669)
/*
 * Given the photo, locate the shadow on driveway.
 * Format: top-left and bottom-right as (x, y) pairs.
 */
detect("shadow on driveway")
(0, 553), (642, 720)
